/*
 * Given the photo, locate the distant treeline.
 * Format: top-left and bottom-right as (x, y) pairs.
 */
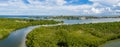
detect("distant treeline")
(29, 16), (120, 20)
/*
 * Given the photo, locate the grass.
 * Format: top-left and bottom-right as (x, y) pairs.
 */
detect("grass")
(0, 18), (60, 40)
(27, 22), (120, 47)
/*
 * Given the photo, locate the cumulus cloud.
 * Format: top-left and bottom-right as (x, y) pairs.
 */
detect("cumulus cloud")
(0, 0), (119, 15)
(90, 0), (119, 5)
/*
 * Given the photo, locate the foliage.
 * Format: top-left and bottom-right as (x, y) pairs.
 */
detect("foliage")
(27, 22), (120, 47)
(0, 18), (59, 39)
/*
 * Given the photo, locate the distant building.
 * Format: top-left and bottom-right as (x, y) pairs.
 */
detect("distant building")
(80, 17), (86, 20)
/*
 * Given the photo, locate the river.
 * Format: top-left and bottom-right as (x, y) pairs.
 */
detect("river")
(0, 18), (120, 47)
(99, 39), (120, 47)
(0, 26), (40, 47)
(63, 18), (120, 24)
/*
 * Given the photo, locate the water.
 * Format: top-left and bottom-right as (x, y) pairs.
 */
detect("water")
(99, 39), (120, 47)
(63, 18), (120, 24)
(0, 26), (40, 47)
(0, 16), (29, 19)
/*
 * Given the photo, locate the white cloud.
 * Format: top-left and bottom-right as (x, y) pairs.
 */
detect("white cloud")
(0, 3), (9, 6)
(90, 0), (120, 5)
(0, 0), (119, 15)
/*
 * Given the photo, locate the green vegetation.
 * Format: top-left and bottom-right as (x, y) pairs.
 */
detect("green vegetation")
(0, 18), (59, 40)
(27, 22), (120, 47)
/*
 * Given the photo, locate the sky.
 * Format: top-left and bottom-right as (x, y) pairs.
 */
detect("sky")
(0, 0), (119, 16)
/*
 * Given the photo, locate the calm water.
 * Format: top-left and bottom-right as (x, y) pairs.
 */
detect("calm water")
(0, 26), (40, 47)
(63, 18), (120, 24)
(0, 17), (120, 47)
(99, 39), (120, 47)
(0, 16), (29, 19)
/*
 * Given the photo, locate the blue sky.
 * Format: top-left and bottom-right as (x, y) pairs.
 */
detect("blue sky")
(0, 0), (119, 16)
